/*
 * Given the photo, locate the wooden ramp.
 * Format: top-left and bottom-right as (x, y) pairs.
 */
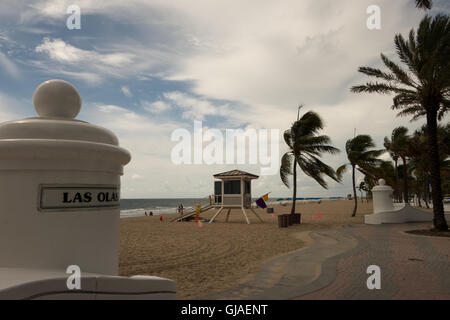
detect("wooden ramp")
(170, 204), (214, 222)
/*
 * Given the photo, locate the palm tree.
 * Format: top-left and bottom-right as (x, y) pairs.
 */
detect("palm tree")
(384, 127), (410, 203)
(280, 105), (340, 215)
(409, 124), (450, 208)
(351, 14), (450, 231)
(363, 174), (378, 201)
(376, 160), (397, 188)
(415, 0), (432, 9)
(408, 129), (429, 207)
(337, 135), (384, 217)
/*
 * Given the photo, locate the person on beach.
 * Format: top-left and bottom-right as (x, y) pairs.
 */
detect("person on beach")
(178, 203), (184, 215)
(149, 211), (153, 216)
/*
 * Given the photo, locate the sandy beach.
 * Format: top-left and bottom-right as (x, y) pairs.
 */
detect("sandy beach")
(119, 199), (373, 299)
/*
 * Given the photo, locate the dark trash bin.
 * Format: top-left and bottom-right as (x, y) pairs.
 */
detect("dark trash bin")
(288, 214), (294, 226)
(278, 214), (288, 228)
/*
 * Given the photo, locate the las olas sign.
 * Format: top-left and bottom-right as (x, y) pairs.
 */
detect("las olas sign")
(39, 185), (120, 211)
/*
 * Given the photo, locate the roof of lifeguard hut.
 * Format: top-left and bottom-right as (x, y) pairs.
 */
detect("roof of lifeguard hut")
(213, 169), (259, 179)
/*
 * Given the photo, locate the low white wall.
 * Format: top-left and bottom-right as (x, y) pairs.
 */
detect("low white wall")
(365, 204), (450, 225)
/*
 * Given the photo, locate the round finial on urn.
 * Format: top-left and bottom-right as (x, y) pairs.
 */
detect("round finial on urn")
(32, 79), (81, 119)
(378, 179), (386, 186)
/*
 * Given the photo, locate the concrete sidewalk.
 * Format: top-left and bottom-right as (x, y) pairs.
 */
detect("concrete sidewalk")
(203, 222), (450, 300)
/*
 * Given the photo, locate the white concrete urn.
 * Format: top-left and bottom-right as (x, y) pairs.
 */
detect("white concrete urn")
(0, 79), (131, 275)
(371, 179), (395, 214)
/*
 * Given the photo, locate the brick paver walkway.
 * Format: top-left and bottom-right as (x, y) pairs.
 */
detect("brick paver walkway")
(296, 222), (450, 300)
(204, 222), (449, 300)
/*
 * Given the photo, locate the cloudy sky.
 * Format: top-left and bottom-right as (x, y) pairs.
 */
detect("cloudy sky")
(0, 0), (449, 199)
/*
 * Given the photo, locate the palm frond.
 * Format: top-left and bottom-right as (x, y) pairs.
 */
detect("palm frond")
(292, 111), (324, 138)
(281, 106), (340, 191)
(341, 135), (384, 182)
(304, 144), (340, 156)
(297, 154), (338, 189)
(336, 164), (348, 181)
(351, 82), (416, 95)
(415, 0), (432, 10)
(358, 66), (396, 82)
(351, 14), (450, 139)
(394, 33), (419, 77)
(283, 129), (293, 149)
(380, 53), (416, 87)
(280, 152), (293, 188)
(396, 106), (426, 121)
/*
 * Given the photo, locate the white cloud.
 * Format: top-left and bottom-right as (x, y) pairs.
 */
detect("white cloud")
(0, 91), (30, 122)
(35, 38), (134, 66)
(4, 0), (449, 198)
(15, 26), (51, 34)
(0, 31), (11, 43)
(80, 102), (205, 198)
(163, 91), (231, 120)
(87, 103), (182, 137)
(32, 38), (167, 83)
(0, 51), (19, 78)
(121, 86), (132, 97)
(141, 100), (169, 113)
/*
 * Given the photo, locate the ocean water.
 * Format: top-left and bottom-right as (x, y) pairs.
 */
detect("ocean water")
(120, 198), (211, 218)
(119, 197), (337, 218)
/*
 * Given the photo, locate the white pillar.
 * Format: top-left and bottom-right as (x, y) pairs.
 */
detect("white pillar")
(0, 79), (130, 275)
(371, 179), (395, 214)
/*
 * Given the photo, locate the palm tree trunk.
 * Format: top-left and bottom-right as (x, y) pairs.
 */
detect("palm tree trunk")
(426, 111), (448, 231)
(352, 165), (358, 217)
(394, 160), (400, 202)
(424, 179), (430, 209)
(291, 159), (297, 215)
(402, 157), (408, 204)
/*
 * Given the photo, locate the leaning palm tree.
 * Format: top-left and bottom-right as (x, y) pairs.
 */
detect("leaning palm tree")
(280, 105), (340, 216)
(337, 135), (384, 217)
(415, 0), (432, 9)
(351, 14), (450, 231)
(384, 127), (410, 203)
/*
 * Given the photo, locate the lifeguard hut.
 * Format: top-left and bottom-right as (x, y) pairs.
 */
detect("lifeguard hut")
(210, 169), (263, 224)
